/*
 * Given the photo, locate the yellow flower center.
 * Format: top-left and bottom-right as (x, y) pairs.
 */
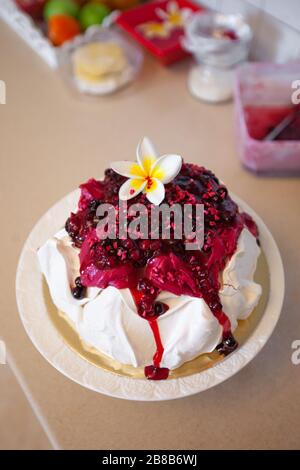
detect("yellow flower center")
(169, 12), (183, 26)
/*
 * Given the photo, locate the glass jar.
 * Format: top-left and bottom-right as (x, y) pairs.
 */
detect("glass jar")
(182, 12), (252, 103)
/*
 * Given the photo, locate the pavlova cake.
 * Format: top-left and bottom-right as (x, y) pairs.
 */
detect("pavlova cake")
(38, 138), (262, 380)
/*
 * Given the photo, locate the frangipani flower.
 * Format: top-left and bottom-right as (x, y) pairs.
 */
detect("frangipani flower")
(156, 1), (192, 28)
(111, 137), (182, 206)
(139, 21), (171, 39)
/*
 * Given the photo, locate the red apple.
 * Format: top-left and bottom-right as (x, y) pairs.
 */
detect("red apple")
(15, 0), (47, 20)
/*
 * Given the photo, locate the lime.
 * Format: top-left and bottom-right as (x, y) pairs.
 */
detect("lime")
(44, 0), (79, 21)
(78, 3), (110, 30)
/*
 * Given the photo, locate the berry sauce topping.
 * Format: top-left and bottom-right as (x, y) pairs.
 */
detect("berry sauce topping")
(216, 333), (238, 356)
(71, 276), (86, 300)
(65, 164), (259, 380)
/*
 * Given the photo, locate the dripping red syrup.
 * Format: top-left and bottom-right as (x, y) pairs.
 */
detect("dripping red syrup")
(66, 164), (260, 380)
(144, 322), (169, 381)
(130, 286), (170, 380)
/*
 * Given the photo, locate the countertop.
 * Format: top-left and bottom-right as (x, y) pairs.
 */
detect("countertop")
(1, 19), (300, 450)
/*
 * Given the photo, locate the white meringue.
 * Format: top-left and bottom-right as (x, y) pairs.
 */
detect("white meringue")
(38, 227), (261, 370)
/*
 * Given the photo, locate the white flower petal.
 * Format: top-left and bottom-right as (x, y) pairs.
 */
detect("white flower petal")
(169, 1), (179, 13)
(182, 8), (193, 21)
(155, 7), (168, 20)
(111, 161), (144, 179)
(136, 137), (158, 174)
(151, 154), (182, 184)
(145, 178), (165, 205)
(119, 179), (146, 201)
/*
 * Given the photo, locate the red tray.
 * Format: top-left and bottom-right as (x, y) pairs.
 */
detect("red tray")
(116, 0), (205, 65)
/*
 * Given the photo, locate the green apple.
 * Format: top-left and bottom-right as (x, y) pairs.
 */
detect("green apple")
(79, 3), (110, 30)
(44, 0), (80, 20)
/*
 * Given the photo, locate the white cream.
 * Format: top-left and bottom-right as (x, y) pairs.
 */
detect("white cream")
(38, 229), (99, 325)
(38, 227), (261, 370)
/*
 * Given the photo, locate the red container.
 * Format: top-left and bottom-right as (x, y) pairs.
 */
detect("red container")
(116, 0), (205, 65)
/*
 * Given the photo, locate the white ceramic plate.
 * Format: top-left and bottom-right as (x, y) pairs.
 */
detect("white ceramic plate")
(16, 190), (284, 401)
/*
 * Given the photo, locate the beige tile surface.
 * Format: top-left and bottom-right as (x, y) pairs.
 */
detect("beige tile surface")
(0, 17), (300, 450)
(0, 364), (51, 450)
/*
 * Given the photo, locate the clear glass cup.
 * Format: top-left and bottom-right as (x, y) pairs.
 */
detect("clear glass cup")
(182, 12), (252, 103)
